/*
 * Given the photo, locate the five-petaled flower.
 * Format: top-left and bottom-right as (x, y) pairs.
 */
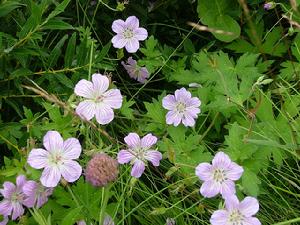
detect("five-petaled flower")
(74, 73), (123, 125)
(162, 88), (201, 127)
(121, 57), (149, 83)
(195, 152), (243, 198)
(210, 195), (261, 225)
(27, 131), (82, 187)
(23, 180), (53, 208)
(117, 133), (162, 178)
(111, 16), (148, 53)
(0, 175), (26, 220)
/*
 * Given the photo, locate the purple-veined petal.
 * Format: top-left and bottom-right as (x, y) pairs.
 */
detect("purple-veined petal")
(103, 214), (114, 225)
(11, 202), (24, 220)
(112, 19), (125, 33)
(74, 79), (94, 98)
(220, 180), (236, 198)
(27, 148), (49, 169)
(63, 138), (82, 160)
(117, 150), (135, 164)
(23, 181), (38, 208)
(92, 73), (109, 95)
(125, 16), (139, 29)
(186, 96), (201, 108)
(135, 28), (148, 41)
(131, 160), (145, 178)
(40, 166), (61, 188)
(185, 107), (200, 118)
(137, 67), (149, 83)
(16, 175), (27, 188)
(174, 88), (191, 102)
(195, 163), (213, 181)
(95, 104), (114, 125)
(182, 112), (196, 127)
(224, 195), (239, 211)
(141, 133), (157, 148)
(200, 180), (221, 198)
(103, 89), (123, 109)
(112, 35), (127, 49)
(43, 131), (64, 152)
(144, 150), (162, 166)
(212, 152), (232, 168)
(166, 111), (181, 126)
(162, 95), (177, 110)
(210, 210), (229, 225)
(239, 197), (259, 217)
(0, 182), (15, 198)
(124, 133), (140, 148)
(127, 57), (136, 66)
(226, 162), (244, 181)
(60, 160), (82, 183)
(76, 100), (96, 121)
(0, 200), (12, 216)
(244, 217), (261, 225)
(125, 38), (140, 53)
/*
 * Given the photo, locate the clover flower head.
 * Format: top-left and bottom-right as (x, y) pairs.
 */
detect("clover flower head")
(121, 57), (149, 83)
(23, 180), (53, 208)
(162, 88), (201, 127)
(210, 195), (261, 225)
(111, 16), (148, 53)
(0, 175), (26, 220)
(85, 153), (119, 187)
(27, 131), (82, 187)
(195, 152), (243, 198)
(74, 73), (123, 125)
(117, 133), (162, 178)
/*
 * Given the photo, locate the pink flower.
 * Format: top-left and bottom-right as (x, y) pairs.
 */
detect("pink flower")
(117, 133), (162, 178)
(195, 152), (243, 198)
(74, 73), (123, 125)
(111, 16), (148, 53)
(121, 57), (149, 83)
(162, 88), (201, 127)
(210, 195), (261, 225)
(0, 175), (26, 220)
(27, 131), (82, 187)
(23, 180), (53, 208)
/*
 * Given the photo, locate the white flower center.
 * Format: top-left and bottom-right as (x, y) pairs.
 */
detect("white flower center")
(48, 151), (63, 166)
(94, 95), (104, 103)
(175, 102), (186, 113)
(228, 209), (244, 225)
(212, 168), (226, 183)
(11, 191), (23, 203)
(123, 28), (134, 39)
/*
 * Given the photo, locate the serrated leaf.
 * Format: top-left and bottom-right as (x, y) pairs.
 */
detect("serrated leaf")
(61, 207), (83, 225)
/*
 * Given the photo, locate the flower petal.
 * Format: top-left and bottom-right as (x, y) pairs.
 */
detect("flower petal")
(131, 160), (145, 178)
(125, 16), (139, 29)
(186, 96), (201, 108)
(144, 150), (162, 166)
(76, 100), (96, 121)
(182, 112), (196, 127)
(239, 197), (259, 217)
(200, 180), (221, 198)
(23, 181), (38, 208)
(74, 79), (94, 98)
(125, 38), (139, 53)
(60, 160), (82, 183)
(244, 217), (261, 225)
(0, 200), (12, 216)
(112, 34), (127, 49)
(162, 95), (176, 110)
(224, 195), (239, 211)
(135, 28), (148, 41)
(112, 19), (125, 33)
(92, 73), (109, 95)
(226, 162), (244, 181)
(220, 180), (236, 198)
(212, 152), (232, 168)
(166, 111), (181, 126)
(195, 163), (213, 181)
(11, 202), (24, 220)
(174, 88), (191, 102)
(0, 182), (15, 198)
(16, 175), (27, 188)
(124, 133), (140, 148)
(27, 148), (49, 169)
(40, 166), (61, 187)
(43, 131), (64, 152)
(141, 133), (157, 148)
(63, 138), (82, 160)
(95, 104), (114, 125)
(210, 210), (229, 225)
(103, 89), (123, 109)
(117, 150), (135, 164)
(103, 215), (115, 225)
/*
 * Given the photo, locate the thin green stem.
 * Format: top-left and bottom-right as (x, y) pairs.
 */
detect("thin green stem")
(99, 185), (111, 225)
(273, 217), (300, 225)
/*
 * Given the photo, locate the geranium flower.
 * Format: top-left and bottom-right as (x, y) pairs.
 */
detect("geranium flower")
(195, 152), (243, 198)
(27, 131), (82, 187)
(74, 73), (123, 125)
(23, 180), (53, 208)
(121, 57), (149, 83)
(0, 175), (26, 220)
(162, 88), (201, 127)
(117, 133), (162, 178)
(111, 16), (148, 53)
(210, 195), (261, 225)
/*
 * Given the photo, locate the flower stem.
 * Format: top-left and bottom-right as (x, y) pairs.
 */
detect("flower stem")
(66, 185), (80, 207)
(99, 185), (111, 225)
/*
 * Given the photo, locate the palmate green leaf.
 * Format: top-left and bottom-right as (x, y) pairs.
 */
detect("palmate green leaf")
(0, 1), (23, 17)
(120, 97), (135, 120)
